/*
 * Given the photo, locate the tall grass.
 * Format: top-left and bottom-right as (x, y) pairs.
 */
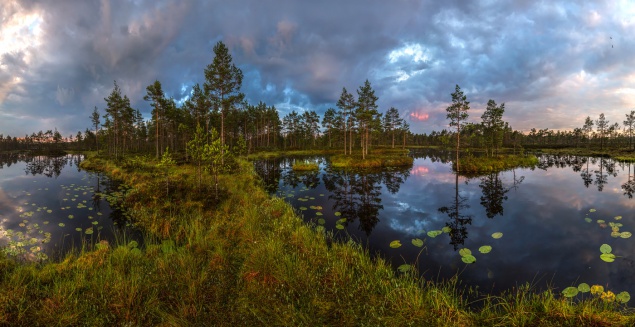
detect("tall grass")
(0, 152), (633, 325)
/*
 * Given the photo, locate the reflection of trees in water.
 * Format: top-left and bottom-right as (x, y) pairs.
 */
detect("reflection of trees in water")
(323, 169), (385, 236)
(594, 158), (609, 192)
(478, 170), (523, 219)
(622, 162), (635, 198)
(0, 153), (25, 168)
(253, 159), (282, 194)
(536, 155), (626, 192)
(18, 154), (84, 178)
(438, 174), (473, 250)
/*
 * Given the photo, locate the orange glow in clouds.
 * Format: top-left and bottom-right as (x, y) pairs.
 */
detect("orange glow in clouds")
(410, 112), (429, 121)
(411, 165), (429, 176)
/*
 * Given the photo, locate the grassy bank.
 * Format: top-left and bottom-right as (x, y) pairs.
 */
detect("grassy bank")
(538, 147), (635, 162)
(0, 153), (633, 325)
(454, 154), (539, 174)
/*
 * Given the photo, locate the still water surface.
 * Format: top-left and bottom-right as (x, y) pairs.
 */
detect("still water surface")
(255, 149), (635, 298)
(0, 153), (139, 260)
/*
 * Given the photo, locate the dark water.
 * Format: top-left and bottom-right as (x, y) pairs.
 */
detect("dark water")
(255, 149), (635, 299)
(0, 153), (140, 260)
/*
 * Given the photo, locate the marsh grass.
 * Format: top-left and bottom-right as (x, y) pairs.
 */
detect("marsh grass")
(0, 152), (633, 325)
(330, 153), (413, 169)
(455, 154), (539, 174)
(291, 161), (319, 171)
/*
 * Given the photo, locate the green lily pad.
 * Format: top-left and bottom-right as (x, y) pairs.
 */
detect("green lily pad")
(68, 215), (74, 219)
(589, 209), (596, 212)
(85, 228), (94, 235)
(397, 264), (412, 273)
(620, 232), (632, 239)
(578, 283), (591, 293)
(299, 207), (307, 211)
(58, 223), (65, 227)
(492, 232), (503, 239)
(461, 255), (476, 264)
(615, 216), (622, 220)
(597, 219), (605, 224)
(611, 231), (621, 238)
(75, 228), (82, 232)
(584, 217), (592, 223)
(427, 230), (442, 238)
(337, 218), (347, 224)
(317, 218), (325, 225)
(315, 212), (323, 216)
(562, 286), (579, 298)
(479, 245), (492, 254)
(600, 244), (612, 254)
(600, 253), (616, 262)
(441, 226), (451, 233)
(459, 248), (472, 257)
(46, 210), (52, 214)
(617, 291), (631, 304)
(411, 238), (424, 247)
(334, 212), (342, 216)
(335, 224), (345, 230)
(389, 240), (402, 248)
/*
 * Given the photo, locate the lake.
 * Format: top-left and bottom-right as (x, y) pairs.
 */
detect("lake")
(255, 149), (635, 300)
(0, 153), (140, 260)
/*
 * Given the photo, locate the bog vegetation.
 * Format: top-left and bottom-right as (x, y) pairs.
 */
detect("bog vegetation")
(2, 41), (635, 325)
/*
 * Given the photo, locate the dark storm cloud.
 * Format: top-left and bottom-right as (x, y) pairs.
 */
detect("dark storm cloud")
(1, 0), (634, 136)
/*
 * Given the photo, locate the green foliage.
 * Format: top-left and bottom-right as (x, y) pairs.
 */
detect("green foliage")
(291, 161), (319, 171)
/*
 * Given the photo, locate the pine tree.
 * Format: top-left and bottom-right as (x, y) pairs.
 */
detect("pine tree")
(446, 85), (470, 172)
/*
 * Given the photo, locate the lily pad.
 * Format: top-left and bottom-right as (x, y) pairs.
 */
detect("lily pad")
(411, 238), (424, 247)
(492, 232), (503, 239)
(615, 216), (623, 220)
(617, 291), (631, 304)
(85, 228), (94, 235)
(75, 228), (82, 232)
(600, 253), (616, 262)
(58, 223), (65, 227)
(441, 226), (451, 233)
(335, 224), (345, 230)
(317, 218), (325, 225)
(597, 219), (605, 224)
(461, 255), (476, 264)
(427, 230), (442, 238)
(398, 264), (412, 273)
(578, 283), (591, 293)
(459, 248), (472, 257)
(589, 209), (596, 212)
(390, 240), (402, 248)
(299, 207), (307, 211)
(611, 231), (621, 238)
(479, 245), (492, 254)
(584, 217), (592, 223)
(620, 232), (632, 239)
(315, 212), (323, 216)
(334, 212), (342, 216)
(600, 244), (612, 254)
(562, 286), (579, 298)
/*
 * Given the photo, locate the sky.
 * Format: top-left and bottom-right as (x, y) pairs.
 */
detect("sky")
(1, 0), (635, 137)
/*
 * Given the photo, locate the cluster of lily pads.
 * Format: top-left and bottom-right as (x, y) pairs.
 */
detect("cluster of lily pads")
(0, 176), (131, 261)
(389, 228), (503, 267)
(585, 209), (631, 239)
(0, 219), (51, 260)
(562, 283), (630, 304)
(584, 209), (631, 263)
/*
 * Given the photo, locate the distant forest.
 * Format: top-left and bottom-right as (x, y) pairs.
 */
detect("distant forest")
(1, 41), (634, 156)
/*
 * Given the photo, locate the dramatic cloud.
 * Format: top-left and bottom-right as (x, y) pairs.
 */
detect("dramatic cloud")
(1, 0), (635, 136)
